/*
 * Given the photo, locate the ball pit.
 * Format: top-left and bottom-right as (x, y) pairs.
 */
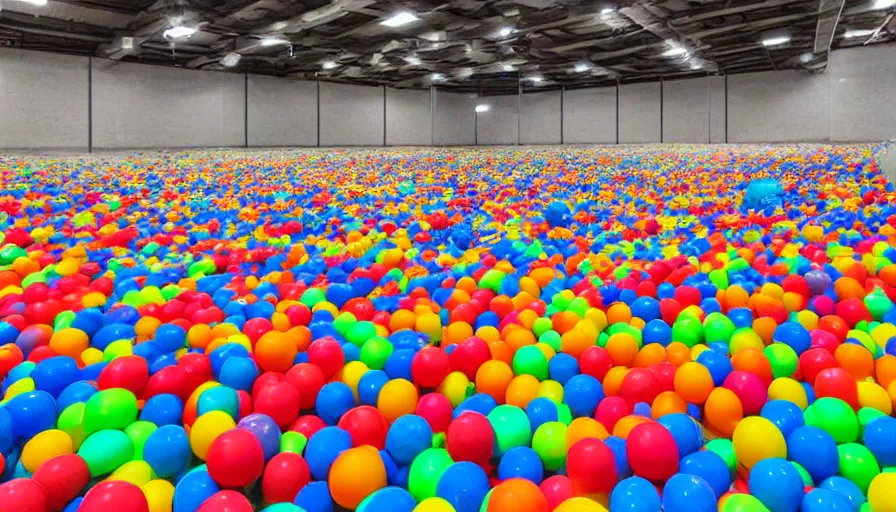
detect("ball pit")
(0, 144), (895, 511)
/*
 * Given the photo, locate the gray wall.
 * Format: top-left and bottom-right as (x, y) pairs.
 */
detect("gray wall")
(247, 75), (317, 147)
(709, 76), (726, 143)
(92, 60), (245, 149)
(386, 88), (432, 145)
(829, 44), (896, 142)
(563, 87), (617, 144)
(521, 91), (561, 145)
(477, 95), (519, 145)
(320, 82), (384, 146)
(434, 91), (476, 146)
(0, 49), (89, 149)
(619, 82), (661, 143)
(663, 78), (710, 143)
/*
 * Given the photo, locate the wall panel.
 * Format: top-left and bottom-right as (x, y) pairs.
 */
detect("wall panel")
(662, 77), (710, 143)
(709, 76), (727, 143)
(386, 88), (432, 145)
(477, 95), (519, 145)
(247, 75), (317, 147)
(619, 82), (661, 143)
(562, 87), (616, 144)
(0, 49), (89, 149)
(829, 44), (896, 142)
(319, 82), (384, 146)
(434, 91), (476, 145)
(520, 90), (561, 144)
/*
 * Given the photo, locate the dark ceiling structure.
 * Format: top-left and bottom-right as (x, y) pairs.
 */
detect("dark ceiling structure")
(0, 0), (893, 92)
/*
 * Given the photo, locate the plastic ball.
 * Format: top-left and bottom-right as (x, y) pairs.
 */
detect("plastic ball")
(786, 425), (839, 483)
(31, 454), (90, 512)
(662, 474), (716, 512)
(498, 447), (544, 484)
(626, 421), (679, 483)
(408, 448), (454, 502)
(609, 476), (661, 512)
(435, 462), (490, 512)
(566, 438), (617, 496)
(191, 411), (236, 460)
(487, 478), (549, 512)
(446, 411), (494, 469)
(732, 416), (786, 470)
(80, 481), (149, 512)
(679, 450), (731, 499)
(143, 424), (191, 478)
(195, 490), (254, 512)
(262, 452), (311, 504)
(206, 428), (265, 488)
(749, 458), (804, 512)
(358, 487), (417, 512)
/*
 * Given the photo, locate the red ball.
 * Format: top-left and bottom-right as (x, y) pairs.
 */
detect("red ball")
(809, 329), (841, 352)
(32, 454), (90, 512)
(814, 367), (859, 409)
(799, 348), (838, 385)
(415, 393), (453, 433)
(446, 411), (495, 470)
(261, 453), (312, 504)
(285, 363), (325, 410)
(337, 406), (389, 449)
(448, 336), (491, 380)
(195, 491), (254, 512)
(343, 298), (376, 321)
(141, 365), (189, 401)
(255, 382), (301, 429)
(251, 372), (285, 399)
(594, 396), (631, 432)
(0, 479), (48, 512)
(626, 421), (679, 483)
(307, 337), (345, 380)
(722, 371), (768, 416)
(411, 347), (450, 388)
(834, 298), (872, 328)
(237, 390), (253, 420)
(97, 355), (149, 396)
(817, 315), (849, 342)
(539, 475), (575, 511)
(206, 429), (265, 488)
(579, 346), (612, 381)
(290, 415), (327, 439)
(80, 481), (148, 512)
(566, 438), (618, 495)
(285, 305), (312, 327)
(242, 318), (274, 344)
(648, 362), (677, 391)
(618, 368), (662, 408)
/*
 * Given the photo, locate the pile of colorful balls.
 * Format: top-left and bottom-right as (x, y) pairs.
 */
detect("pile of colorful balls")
(1, 144), (896, 512)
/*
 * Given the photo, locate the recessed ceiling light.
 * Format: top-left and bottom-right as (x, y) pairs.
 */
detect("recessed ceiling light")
(503, 64), (516, 71)
(475, 104), (490, 113)
(601, 7), (615, 14)
(380, 11), (420, 28)
(690, 61), (703, 70)
(431, 73), (446, 81)
(403, 55), (421, 65)
(574, 61), (593, 72)
(163, 25), (198, 40)
(322, 61), (338, 69)
(261, 37), (289, 47)
(873, 0), (896, 9)
(662, 46), (688, 57)
(762, 35), (791, 46)
(844, 29), (875, 38)
(221, 53), (241, 67)
(121, 37), (134, 50)
(498, 27), (514, 37)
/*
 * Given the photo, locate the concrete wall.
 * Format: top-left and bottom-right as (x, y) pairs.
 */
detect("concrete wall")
(619, 82), (661, 143)
(663, 78), (710, 143)
(563, 87), (617, 144)
(319, 82), (384, 146)
(521, 91), (561, 144)
(477, 95), (519, 145)
(709, 76), (727, 143)
(434, 90), (476, 146)
(0, 49), (89, 149)
(386, 88), (432, 145)
(247, 75), (317, 147)
(829, 44), (896, 142)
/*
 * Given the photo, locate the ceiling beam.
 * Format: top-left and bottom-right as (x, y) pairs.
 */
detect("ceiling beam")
(813, 0), (846, 64)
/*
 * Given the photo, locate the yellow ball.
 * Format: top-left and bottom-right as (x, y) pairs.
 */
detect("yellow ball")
(21, 429), (74, 472)
(857, 381), (893, 414)
(339, 361), (370, 401)
(438, 371), (470, 408)
(190, 410), (236, 460)
(81, 347), (104, 365)
(768, 377), (808, 409)
(142, 479), (175, 512)
(537, 380), (564, 403)
(732, 416), (786, 470)
(108, 460), (153, 486)
(868, 473), (896, 512)
(413, 497), (457, 512)
(555, 497), (609, 512)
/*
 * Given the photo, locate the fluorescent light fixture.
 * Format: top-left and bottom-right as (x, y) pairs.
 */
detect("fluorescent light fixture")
(574, 61), (593, 72)
(121, 37), (134, 50)
(690, 61), (703, 69)
(601, 7), (615, 14)
(799, 52), (815, 63)
(503, 64), (516, 71)
(163, 25), (198, 40)
(380, 11), (419, 27)
(403, 55), (421, 65)
(498, 27), (514, 37)
(17, 0), (48, 5)
(762, 35), (791, 46)
(261, 37), (289, 47)
(526, 75), (544, 83)
(322, 61), (338, 69)
(662, 45), (688, 57)
(221, 53), (241, 67)
(475, 104), (490, 113)
(430, 73), (446, 81)
(873, 0), (896, 9)
(844, 29), (875, 38)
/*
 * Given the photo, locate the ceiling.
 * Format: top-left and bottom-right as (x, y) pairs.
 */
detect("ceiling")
(0, 0), (894, 92)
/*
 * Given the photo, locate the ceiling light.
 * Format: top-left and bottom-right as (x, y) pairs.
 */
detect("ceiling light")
(403, 55), (421, 65)
(844, 29), (875, 38)
(662, 46), (688, 57)
(261, 37), (289, 47)
(17, 0), (48, 5)
(475, 104), (490, 113)
(498, 27), (514, 37)
(503, 64), (516, 71)
(873, 0), (896, 9)
(799, 52), (816, 63)
(121, 37), (134, 50)
(762, 35), (791, 46)
(163, 25), (198, 40)
(221, 53), (241, 67)
(322, 61), (338, 69)
(431, 73), (446, 82)
(601, 7), (615, 14)
(690, 61), (703, 69)
(527, 75), (544, 83)
(574, 61), (593, 72)
(380, 11), (420, 28)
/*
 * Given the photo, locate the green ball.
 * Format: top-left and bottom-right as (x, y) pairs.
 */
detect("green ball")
(719, 493), (770, 512)
(408, 448), (453, 502)
(764, 343), (798, 378)
(538, 330), (561, 351)
(532, 317), (553, 337)
(57, 402), (87, 449)
(300, 288), (326, 307)
(53, 310), (76, 331)
(479, 269), (506, 292)
(864, 290), (893, 320)
(479, 488), (493, 512)
(532, 422), (567, 471)
(346, 321), (377, 347)
(512, 345), (548, 381)
(360, 337), (393, 370)
(704, 312), (736, 344)
(333, 312), (357, 335)
(838, 442), (881, 493)
(858, 407), (887, 437)
(791, 461), (813, 487)
(83, 388), (138, 434)
(78, 429), (135, 477)
(804, 397), (859, 444)
(567, 297), (590, 317)
(706, 438), (737, 477)
(280, 431), (307, 455)
(557, 404), (573, 425)
(487, 405), (532, 457)
(672, 316), (704, 348)
(124, 420), (157, 460)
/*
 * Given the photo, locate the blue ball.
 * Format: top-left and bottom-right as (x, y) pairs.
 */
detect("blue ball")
(143, 425), (192, 478)
(140, 393), (184, 426)
(385, 414), (432, 466)
(563, 374), (603, 418)
(209, 343), (250, 377)
(497, 447), (543, 484)
(436, 462), (490, 512)
(154, 324), (187, 353)
(801, 489), (853, 512)
(679, 451), (730, 499)
(631, 297), (661, 322)
(525, 397), (561, 433)
(358, 370), (389, 406)
(548, 353), (579, 385)
(305, 427), (352, 481)
(773, 322), (811, 354)
(760, 399), (805, 439)
(0, 406), (12, 454)
(196, 386), (240, 420)
(658, 413), (703, 459)
(749, 458), (804, 512)
(787, 426), (839, 483)
(295, 481), (334, 512)
(315, 382), (355, 425)
(55, 381), (98, 414)
(31, 356), (80, 398)
(662, 473), (716, 512)
(384, 349), (415, 380)
(863, 416), (896, 466)
(643, 319), (672, 346)
(604, 436), (631, 479)
(172, 465), (219, 512)
(696, 349), (733, 386)
(610, 476), (662, 512)
(454, 394), (497, 418)
(359, 487), (416, 512)
(728, 307), (754, 329)
(818, 476), (866, 511)
(218, 357), (258, 391)
(4, 390), (56, 441)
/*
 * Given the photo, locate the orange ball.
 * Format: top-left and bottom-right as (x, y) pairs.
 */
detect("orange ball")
(489, 341), (514, 366)
(48, 328), (89, 359)
(552, 311), (581, 335)
(476, 360), (514, 404)
(633, 343), (666, 368)
(505, 328), (537, 352)
(875, 355), (896, 390)
(560, 328), (595, 359)
(730, 348), (773, 385)
(254, 331), (297, 373)
(605, 333), (639, 367)
(606, 303), (632, 325)
(703, 387), (743, 437)
(602, 366), (628, 397)
(751, 317), (778, 346)
(665, 342), (692, 366)
(443, 322), (474, 346)
(328, 446), (387, 508)
(566, 417), (609, 448)
(506, 375), (540, 409)
(835, 343), (874, 380)
(651, 391), (688, 418)
(611, 415), (650, 439)
(389, 309), (417, 332)
(488, 478), (550, 512)
(377, 379), (419, 423)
